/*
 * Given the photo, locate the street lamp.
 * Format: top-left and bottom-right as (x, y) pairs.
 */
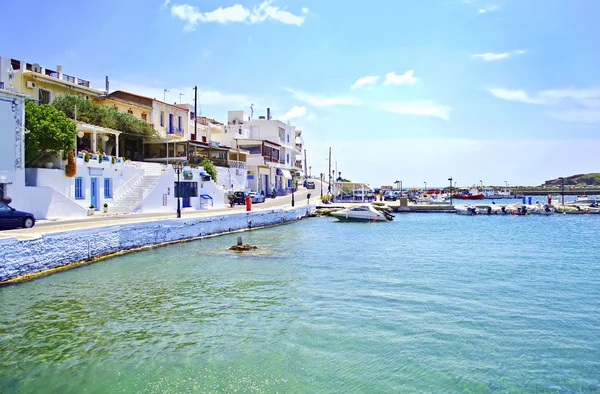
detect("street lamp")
(172, 161), (183, 218)
(320, 173), (324, 198)
(504, 180), (508, 188)
(448, 177), (453, 206)
(424, 181), (427, 191)
(291, 174), (295, 207)
(559, 177), (564, 205)
(479, 179), (483, 189)
(400, 180), (403, 197)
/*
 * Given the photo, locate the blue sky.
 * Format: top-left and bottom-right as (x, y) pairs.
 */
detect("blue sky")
(4, 0), (600, 187)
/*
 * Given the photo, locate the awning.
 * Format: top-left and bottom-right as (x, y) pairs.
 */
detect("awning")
(282, 171), (292, 180)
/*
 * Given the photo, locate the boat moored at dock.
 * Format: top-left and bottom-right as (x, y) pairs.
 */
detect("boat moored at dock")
(331, 205), (394, 222)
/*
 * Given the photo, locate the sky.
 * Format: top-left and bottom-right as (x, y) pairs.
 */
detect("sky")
(3, 0), (600, 187)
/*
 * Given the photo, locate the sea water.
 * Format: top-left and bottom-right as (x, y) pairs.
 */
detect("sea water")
(1, 214), (599, 393)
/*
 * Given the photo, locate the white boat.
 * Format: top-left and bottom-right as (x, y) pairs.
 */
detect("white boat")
(587, 205), (600, 214)
(529, 203), (554, 215)
(331, 205), (392, 222)
(455, 205), (478, 215)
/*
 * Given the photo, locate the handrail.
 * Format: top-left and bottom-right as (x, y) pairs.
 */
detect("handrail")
(114, 170), (144, 201)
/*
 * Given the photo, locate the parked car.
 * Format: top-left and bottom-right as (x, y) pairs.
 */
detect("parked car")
(384, 191), (397, 201)
(0, 202), (36, 230)
(249, 191), (265, 203)
(232, 191), (247, 205)
(306, 181), (316, 189)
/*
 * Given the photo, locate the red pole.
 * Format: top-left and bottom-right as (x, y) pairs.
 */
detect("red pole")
(246, 196), (251, 211)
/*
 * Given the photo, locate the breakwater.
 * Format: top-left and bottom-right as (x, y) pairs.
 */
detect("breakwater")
(0, 206), (314, 285)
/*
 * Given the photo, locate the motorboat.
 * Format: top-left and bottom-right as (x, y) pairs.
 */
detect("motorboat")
(529, 203), (554, 215)
(455, 205), (478, 215)
(587, 206), (600, 214)
(330, 205), (393, 222)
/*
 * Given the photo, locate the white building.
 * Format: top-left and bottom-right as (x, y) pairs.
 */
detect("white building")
(211, 109), (303, 195)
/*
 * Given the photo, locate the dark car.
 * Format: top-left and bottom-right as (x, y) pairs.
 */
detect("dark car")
(0, 202), (35, 230)
(232, 191), (247, 205)
(306, 181), (316, 189)
(383, 191), (397, 201)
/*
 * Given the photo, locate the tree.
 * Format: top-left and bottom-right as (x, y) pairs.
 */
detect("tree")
(51, 94), (158, 140)
(25, 101), (76, 165)
(199, 157), (218, 182)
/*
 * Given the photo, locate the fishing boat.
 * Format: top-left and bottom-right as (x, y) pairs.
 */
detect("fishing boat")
(331, 205), (393, 222)
(529, 203), (554, 215)
(455, 205), (478, 215)
(455, 187), (484, 200)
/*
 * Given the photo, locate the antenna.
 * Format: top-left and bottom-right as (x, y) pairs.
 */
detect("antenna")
(179, 92), (185, 104)
(250, 103), (254, 119)
(163, 88), (170, 102)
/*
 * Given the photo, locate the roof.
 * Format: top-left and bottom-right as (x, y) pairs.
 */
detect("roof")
(108, 90), (189, 111)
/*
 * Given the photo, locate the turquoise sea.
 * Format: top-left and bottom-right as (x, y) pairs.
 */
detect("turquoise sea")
(1, 214), (599, 393)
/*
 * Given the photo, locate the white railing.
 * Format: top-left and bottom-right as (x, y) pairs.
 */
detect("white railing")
(229, 160), (247, 169)
(113, 170), (144, 202)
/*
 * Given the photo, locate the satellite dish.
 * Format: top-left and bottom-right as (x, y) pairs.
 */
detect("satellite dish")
(32, 63), (42, 73)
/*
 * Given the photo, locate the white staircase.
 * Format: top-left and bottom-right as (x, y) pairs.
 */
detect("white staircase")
(111, 162), (164, 214)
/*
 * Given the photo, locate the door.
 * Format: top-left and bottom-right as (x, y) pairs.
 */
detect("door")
(90, 178), (98, 210)
(169, 114), (174, 134)
(182, 198), (191, 208)
(264, 175), (269, 195)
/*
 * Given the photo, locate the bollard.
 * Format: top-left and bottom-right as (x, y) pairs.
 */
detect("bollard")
(237, 236), (243, 246)
(528, 196), (532, 205)
(245, 196), (251, 211)
(548, 194), (551, 204)
(522, 196), (526, 204)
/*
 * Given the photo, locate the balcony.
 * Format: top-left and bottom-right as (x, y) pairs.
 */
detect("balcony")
(211, 158), (228, 167)
(229, 160), (247, 169)
(167, 126), (185, 136)
(265, 157), (280, 163)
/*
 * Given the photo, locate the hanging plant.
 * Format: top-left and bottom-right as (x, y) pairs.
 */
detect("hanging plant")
(111, 155), (116, 164)
(84, 152), (90, 162)
(65, 151), (76, 177)
(98, 153), (103, 164)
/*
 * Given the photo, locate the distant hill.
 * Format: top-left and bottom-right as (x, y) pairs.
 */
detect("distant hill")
(543, 173), (600, 186)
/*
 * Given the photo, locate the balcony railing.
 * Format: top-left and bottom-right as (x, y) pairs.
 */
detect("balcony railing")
(229, 160), (247, 169)
(211, 158), (228, 167)
(167, 127), (185, 136)
(265, 157), (279, 163)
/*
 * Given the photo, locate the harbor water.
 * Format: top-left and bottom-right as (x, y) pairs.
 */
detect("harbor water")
(1, 214), (599, 392)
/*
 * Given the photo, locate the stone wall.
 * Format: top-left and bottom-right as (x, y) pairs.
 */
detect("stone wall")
(0, 205), (314, 284)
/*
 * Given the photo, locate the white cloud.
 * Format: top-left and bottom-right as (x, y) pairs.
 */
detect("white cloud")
(170, 1), (306, 30)
(489, 86), (600, 123)
(383, 70), (419, 86)
(301, 7), (309, 14)
(350, 75), (380, 89)
(162, 0), (171, 8)
(285, 88), (361, 107)
(472, 50), (526, 61)
(478, 5), (499, 13)
(306, 114), (317, 120)
(378, 101), (451, 121)
(279, 105), (307, 121)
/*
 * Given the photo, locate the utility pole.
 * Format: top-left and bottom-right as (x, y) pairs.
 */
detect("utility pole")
(193, 86), (198, 139)
(304, 149), (307, 180)
(328, 147), (332, 194)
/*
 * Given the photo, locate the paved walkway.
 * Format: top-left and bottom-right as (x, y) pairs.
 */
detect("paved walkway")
(0, 185), (319, 240)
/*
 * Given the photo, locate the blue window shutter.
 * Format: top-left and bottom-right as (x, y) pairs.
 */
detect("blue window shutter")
(75, 177), (83, 200)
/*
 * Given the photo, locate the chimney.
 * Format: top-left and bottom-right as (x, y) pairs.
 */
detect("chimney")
(105, 76), (109, 94)
(267, 108), (271, 120)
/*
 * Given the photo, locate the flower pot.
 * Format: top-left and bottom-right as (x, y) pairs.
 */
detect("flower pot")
(103, 207), (108, 213)
(44, 162), (54, 169)
(87, 209), (95, 216)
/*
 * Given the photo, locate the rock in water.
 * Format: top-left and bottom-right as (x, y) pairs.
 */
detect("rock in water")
(229, 244), (258, 252)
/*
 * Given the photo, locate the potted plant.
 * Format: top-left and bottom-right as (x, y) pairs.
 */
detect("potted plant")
(111, 156), (116, 164)
(103, 203), (108, 213)
(88, 204), (95, 216)
(97, 152), (103, 164)
(84, 152), (91, 163)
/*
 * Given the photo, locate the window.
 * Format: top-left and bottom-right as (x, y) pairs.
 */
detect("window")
(160, 111), (165, 127)
(38, 88), (51, 104)
(178, 116), (182, 131)
(287, 154), (290, 163)
(75, 177), (84, 200)
(287, 135), (290, 143)
(174, 182), (198, 198)
(239, 128), (242, 134)
(104, 178), (112, 198)
(127, 108), (133, 114)
(141, 112), (147, 121)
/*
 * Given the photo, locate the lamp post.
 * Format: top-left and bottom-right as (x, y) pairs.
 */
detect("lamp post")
(172, 161), (183, 218)
(291, 174), (295, 207)
(320, 173), (324, 198)
(400, 180), (403, 197)
(448, 177), (453, 206)
(559, 177), (564, 205)
(394, 180), (400, 191)
(504, 180), (508, 188)
(332, 169), (336, 197)
(479, 179), (483, 189)
(424, 181), (427, 191)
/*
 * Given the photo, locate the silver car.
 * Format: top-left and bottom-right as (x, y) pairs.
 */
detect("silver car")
(249, 191), (265, 203)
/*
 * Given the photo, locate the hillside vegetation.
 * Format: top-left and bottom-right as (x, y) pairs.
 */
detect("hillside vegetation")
(543, 173), (600, 186)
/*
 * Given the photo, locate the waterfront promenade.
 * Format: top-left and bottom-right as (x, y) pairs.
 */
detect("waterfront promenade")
(0, 187), (315, 241)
